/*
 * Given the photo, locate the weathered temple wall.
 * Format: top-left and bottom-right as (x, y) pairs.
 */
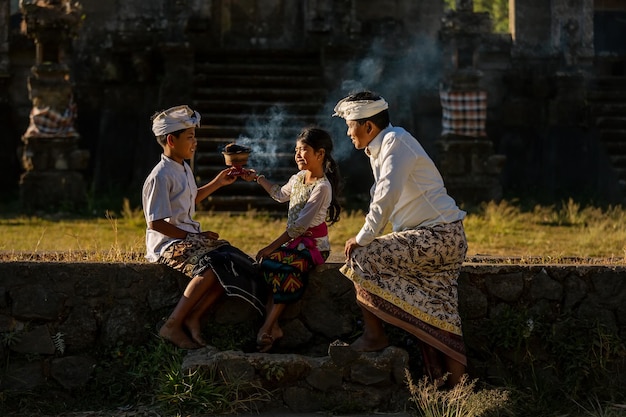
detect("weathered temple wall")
(0, 259), (624, 412)
(2, 0), (626, 207)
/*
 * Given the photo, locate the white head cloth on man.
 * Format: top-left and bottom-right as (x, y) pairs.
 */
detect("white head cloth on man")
(151, 105), (201, 136)
(332, 97), (389, 120)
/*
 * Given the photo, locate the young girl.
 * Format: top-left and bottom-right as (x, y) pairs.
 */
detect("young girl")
(243, 127), (342, 352)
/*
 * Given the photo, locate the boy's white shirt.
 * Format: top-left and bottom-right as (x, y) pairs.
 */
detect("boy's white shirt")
(142, 154), (200, 262)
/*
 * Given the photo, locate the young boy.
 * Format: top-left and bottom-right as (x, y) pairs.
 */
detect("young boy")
(142, 105), (265, 349)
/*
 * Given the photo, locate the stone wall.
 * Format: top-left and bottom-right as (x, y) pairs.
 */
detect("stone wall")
(0, 259), (624, 412)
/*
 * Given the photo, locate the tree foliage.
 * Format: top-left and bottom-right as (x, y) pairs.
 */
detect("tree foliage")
(444, 0), (510, 33)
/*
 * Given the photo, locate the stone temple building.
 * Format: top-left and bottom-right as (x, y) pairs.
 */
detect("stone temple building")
(1, 0), (625, 211)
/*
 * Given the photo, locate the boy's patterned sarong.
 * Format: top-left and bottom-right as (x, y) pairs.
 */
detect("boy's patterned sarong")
(340, 220), (468, 365)
(260, 247), (329, 304)
(158, 233), (266, 315)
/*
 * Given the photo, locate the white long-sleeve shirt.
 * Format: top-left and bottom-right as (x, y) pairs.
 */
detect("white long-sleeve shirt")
(356, 125), (466, 246)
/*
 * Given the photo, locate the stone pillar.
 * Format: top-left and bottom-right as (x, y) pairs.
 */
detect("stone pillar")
(438, 6), (506, 204)
(551, 0), (594, 69)
(19, 0), (89, 211)
(0, 0), (9, 124)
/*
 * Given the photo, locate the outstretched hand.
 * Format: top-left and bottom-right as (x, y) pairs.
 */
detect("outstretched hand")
(241, 169), (258, 182)
(215, 168), (238, 186)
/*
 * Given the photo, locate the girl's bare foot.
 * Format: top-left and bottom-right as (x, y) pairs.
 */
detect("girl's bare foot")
(159, 322), (201, 350)
(350, 334), (389, 352)
(256, 326), (284, 352)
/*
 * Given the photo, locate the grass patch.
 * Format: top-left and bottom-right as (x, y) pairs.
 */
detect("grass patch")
(1, 199), (625, 263)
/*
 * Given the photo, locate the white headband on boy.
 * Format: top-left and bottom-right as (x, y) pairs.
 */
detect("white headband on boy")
(152, 105), (201, 136)
(332, 97), (389, 120)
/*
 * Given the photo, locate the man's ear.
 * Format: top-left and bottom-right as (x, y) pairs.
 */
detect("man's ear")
(366, 121), (373, 134)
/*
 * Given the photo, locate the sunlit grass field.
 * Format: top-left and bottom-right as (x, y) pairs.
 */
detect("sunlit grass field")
(1, 198), (625, 263)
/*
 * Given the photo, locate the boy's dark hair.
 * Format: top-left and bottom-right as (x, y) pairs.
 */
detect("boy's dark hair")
(345, 90), (390, 129)
(150, 110), (186, 146)
(297, 127), (343, 225)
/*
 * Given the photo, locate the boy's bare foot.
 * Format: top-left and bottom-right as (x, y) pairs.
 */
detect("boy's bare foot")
(350, 335), (389, 352)
(184, 318), (207, 346)
(159, 322), (201, 350)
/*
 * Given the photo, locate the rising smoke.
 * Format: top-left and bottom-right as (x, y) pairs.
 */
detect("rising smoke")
(233, 34), (443, 173)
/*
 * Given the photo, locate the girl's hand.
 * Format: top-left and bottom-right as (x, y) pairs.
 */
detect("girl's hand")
(255, 246), (274, 262)
(200, 230), (219, 240)
(241, 169), (258, 182)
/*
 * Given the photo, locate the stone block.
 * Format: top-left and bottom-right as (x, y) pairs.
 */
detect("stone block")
(10, 324), (56, 354)
(484, 272), (524, 302)
(11, 284), (65, 321)
(529, 269), (563, 301)
(50, 356), (97, 390)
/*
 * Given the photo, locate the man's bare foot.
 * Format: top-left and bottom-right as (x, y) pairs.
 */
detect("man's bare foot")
(350, 334), (389, 352)
(159, 322), (201, 350)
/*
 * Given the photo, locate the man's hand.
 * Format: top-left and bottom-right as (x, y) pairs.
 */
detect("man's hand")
(344, 237), (362, 260)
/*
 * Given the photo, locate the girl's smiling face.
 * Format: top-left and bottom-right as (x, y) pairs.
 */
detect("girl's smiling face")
(294, 140), (324, 172)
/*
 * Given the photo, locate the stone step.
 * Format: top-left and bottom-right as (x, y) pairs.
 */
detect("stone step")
(195, 62), (322, 77)
(595, 116), (626, 130)
(608, 154), (626, 169)
(193, 99), (324, 115)
(197, 124), (306, 138)
(598, 129), (626, 143)
(587, 89), (626, 102)
(590, 102), (626, 118)
(195, 48), (321, 65)
(590, 75), (626, 91)
(195, 74), (325, 89)
(194, 87), (327, 102)
(197, 136), (297, 151)
(194, 165), (295, 183)
(613, 167), (626, 181)
(196, 151), (295, 165)
(197, 112), (321, 127)
(199, 194), (286, 212)
(192, 49), (326, 210)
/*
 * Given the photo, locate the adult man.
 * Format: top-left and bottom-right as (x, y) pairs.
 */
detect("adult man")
(334, 91), (468, 386)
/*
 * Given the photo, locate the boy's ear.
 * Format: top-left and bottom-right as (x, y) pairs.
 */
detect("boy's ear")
(165, 133), (175, 146)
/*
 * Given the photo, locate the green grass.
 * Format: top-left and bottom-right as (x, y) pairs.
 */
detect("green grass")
(0, 198), (625, 263)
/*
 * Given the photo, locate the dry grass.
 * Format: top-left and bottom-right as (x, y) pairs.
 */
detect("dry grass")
(0, 199), (625, 263)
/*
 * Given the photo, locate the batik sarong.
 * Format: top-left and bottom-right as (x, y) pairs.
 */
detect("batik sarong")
(340, 220), (468, 365)
(158, 233), (266, 315)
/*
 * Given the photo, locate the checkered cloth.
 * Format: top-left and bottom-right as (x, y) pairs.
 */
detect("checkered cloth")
(440, 90), (487, 137)
(24, 101), (78, 138)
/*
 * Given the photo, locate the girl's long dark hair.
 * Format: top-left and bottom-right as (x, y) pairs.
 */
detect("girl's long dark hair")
(297, 127), (342, 225)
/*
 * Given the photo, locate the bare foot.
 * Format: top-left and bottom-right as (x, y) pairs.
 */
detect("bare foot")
(256, 326), (284, 353)
(270, 324), (284, 342)
(350, 334), (389, 352)
(184, 318), (207, 346)
(159, 322), (201, 350)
